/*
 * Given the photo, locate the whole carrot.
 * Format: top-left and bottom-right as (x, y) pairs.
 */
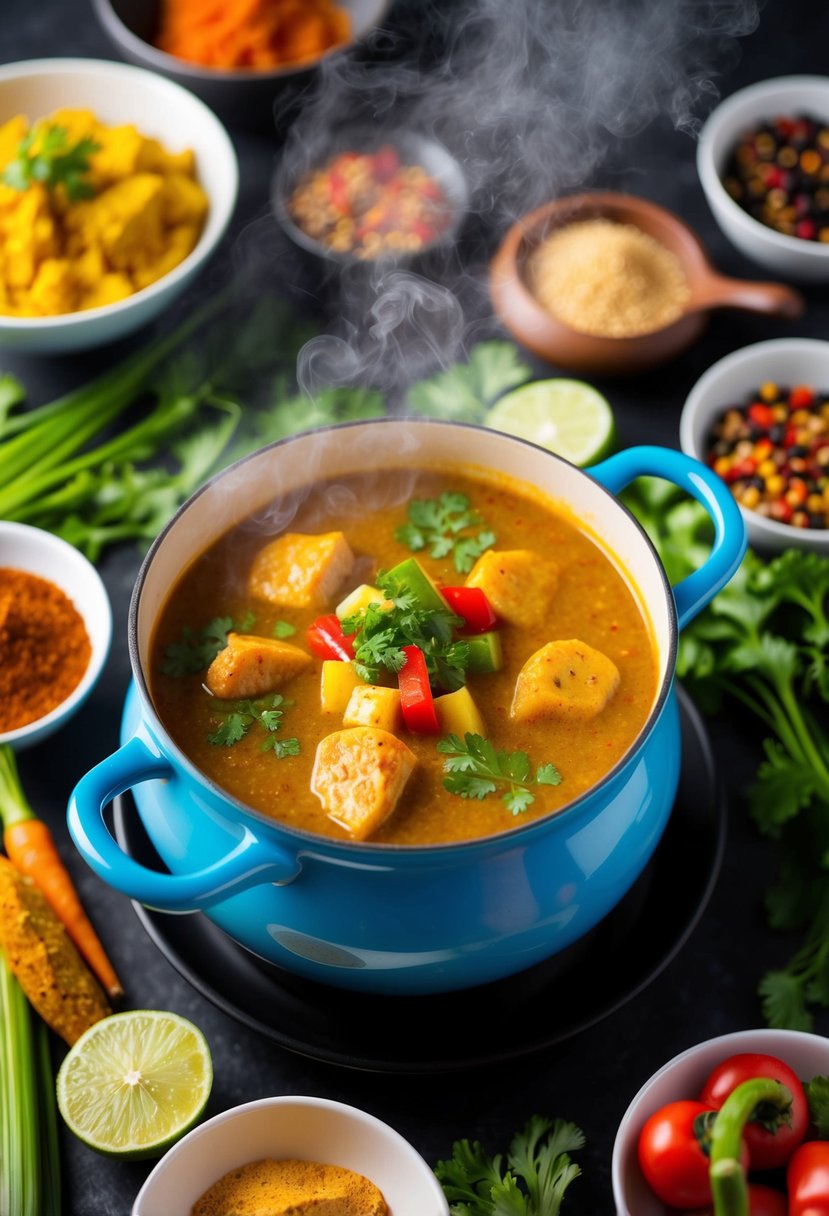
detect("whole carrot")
(0, 746), (123, 1000)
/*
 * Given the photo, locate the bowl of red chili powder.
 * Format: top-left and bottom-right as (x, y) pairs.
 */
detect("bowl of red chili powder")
(0, 523), (111, 750)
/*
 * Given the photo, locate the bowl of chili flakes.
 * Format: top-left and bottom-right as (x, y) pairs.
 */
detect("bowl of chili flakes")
(0, 522), (112, 750)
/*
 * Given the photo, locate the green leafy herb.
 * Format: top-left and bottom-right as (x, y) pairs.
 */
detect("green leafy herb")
(625, 478), (829, 1031)
(273, 621), (297, 639)
(2, 124), (100, 201)
(407, 341), (531, 423)
(343, 571), (469, 691)
(395, 492), (495, 574)
(805, 1075), (829, 1138)
(434, 1115), (584, 1215)
(206, 694), (298, 757)
(437, 733), (561, 815)
(161, 616), (235, 676)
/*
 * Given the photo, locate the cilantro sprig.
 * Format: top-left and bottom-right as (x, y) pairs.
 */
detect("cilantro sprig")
(438, 733), (561, 815)
(207, 694), (299, 757)
(161, 613), (256, 676)
(395, 492), (495, 575)
(625, 478), (829, 1032)
(2, 124), (100, 201)
(435, 1115), (584, 1216)
(343, 570), (470, 691)
(407, 341), (531, 424)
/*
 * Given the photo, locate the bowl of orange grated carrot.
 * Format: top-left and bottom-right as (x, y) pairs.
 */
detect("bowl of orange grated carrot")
(92, 0), (394, 127)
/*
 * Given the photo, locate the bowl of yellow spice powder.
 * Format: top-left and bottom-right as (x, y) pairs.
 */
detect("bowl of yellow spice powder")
(0, 522), (111, 750)
(132, 1094), (449, 1216)
(490, 191), (804, 376)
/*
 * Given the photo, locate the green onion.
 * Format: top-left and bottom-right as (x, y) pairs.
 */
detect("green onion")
(0, 949), (58, 1216)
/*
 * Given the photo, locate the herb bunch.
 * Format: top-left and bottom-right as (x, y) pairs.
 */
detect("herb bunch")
(342, 570), (470, 691)
(625, 477), (829, 1031)
(2, 123), (100, 200)
(435, 1115), (584, 1216)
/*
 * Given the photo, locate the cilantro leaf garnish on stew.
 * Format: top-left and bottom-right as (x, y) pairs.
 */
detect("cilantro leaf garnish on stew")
(437, 733), (562, 815)
(395, 492), (496, 574)
(206, 694), (299, 757)
(161, 614), (255, 676)
(342, 569), (470, 691)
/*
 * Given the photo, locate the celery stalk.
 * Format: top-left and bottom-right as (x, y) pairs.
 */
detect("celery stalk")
(0, 951), (41, 1216)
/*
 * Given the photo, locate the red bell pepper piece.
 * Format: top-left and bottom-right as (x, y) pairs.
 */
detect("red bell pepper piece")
(398, 645), (440, 734)
(306, 614), (355, 662)
(788, 1141), (829, 1216)
(440, 586), (497, 633)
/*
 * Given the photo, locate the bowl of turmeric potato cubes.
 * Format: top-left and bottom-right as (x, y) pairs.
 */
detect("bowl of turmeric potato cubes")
(0, 58), (237, 353)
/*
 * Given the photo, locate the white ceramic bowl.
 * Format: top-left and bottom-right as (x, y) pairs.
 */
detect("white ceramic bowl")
(0, 522), (111, 750)
(0, 58), (238, 355)
(680, 337), (829, 552)
(612, 1027), (829, 1216)
(132, 1095), (449, 1216)
(698, 75), (829, 282)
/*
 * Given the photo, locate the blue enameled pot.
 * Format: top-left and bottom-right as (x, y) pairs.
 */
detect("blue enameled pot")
(68, 420), (746, 995)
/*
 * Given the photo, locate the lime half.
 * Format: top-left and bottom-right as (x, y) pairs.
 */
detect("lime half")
(56, 1009), (212, 1159)
(485, 379), (615, 466)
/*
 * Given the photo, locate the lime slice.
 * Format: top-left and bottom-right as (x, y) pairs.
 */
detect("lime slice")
(56, 1009), (212, 1159)
(484, 379), (615, 466)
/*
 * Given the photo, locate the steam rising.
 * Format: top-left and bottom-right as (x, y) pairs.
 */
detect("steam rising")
(280, 0), (762, 397)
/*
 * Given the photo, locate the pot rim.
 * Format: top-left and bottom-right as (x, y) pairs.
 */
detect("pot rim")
(127, 417), (678, 854)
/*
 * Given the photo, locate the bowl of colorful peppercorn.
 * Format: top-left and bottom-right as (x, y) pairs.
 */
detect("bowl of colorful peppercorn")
(679, 338), (829, 551)
(0, 521), (112, 750)
(612, 1027), (829, 1216)
(273, 127), (468, 266)
(698, 76), (829, 282)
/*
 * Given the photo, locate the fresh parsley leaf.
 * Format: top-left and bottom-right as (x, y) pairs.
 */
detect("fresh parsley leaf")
(435, 1115), (584, 1216)
(161, 615), (235, 676)
(2, 124), (100, 201)
(407, 341), (531, 424)
(805, 1075), (829, 1138)
(346, 574), (468, 692)
(759, 970), (813, 1033)
(438, 733), (562, 815)
(395, 493), (495, 575)
(273, 620), (297, 638)
(207, 694), (297, 756)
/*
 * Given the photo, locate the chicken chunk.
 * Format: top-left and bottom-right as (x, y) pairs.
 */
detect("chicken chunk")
(465, 549), (559, 628)
(311, 727), (417, 840)
(205, 632), (311, 700)
(511, 638), (620, 722)
(248, 532), (354, 610)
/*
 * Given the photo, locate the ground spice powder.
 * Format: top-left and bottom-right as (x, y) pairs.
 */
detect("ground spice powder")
(529, 217), (690, 337)
(191, 1158), (388, 1216)
(0, 568), (91, 733)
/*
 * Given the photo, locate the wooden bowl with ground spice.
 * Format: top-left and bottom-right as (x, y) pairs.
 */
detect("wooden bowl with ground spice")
(0, 522), (111, 750)
(490, 192), (805, 377)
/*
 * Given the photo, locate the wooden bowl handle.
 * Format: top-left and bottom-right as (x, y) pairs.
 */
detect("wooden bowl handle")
(689, 273), (805, 318)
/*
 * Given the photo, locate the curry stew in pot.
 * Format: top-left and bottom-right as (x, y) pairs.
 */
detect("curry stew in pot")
(150, 466), (658, 846)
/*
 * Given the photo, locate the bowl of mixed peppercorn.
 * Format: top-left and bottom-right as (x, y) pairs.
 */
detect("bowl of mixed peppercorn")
(698, 75), (829, 281)
(680, 338), (829, 551)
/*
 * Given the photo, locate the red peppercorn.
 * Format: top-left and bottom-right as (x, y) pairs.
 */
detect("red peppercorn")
(748, 403), (776, 429)
(790, 385), (816, 408)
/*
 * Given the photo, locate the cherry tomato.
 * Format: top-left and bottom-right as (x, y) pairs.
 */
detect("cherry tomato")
(637, 1100), (748, 1209)
(746, 1184), (787, 1216)
(699, 1053), (809, 1170)
(787, 1141), (829, 1216)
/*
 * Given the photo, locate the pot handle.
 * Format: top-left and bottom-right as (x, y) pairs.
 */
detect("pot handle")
(587, 444), (746, 630)
(67, 734), (301, 913)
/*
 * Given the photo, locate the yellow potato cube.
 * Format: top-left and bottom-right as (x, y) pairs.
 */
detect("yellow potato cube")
(343, 685), (402, 733)
(511, 639), (620, 722)
(434, 686), (486, 739)
(335, 583), (386, 621)
(130, 223), (199, 289)
(136, 137), (195, 177)
(0, 115), (28, 168)
(248, 532), (354, 609)
(89, 124), (144, 183)
(27, 257), (77, 315)
(465, 549), (559, 628)
(320, 660), (363, 714)
(160, 173), (209, 226)
(80, 272), (133, 310)
(311, 727), (416, 840)
(205, 632), (312, 700)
